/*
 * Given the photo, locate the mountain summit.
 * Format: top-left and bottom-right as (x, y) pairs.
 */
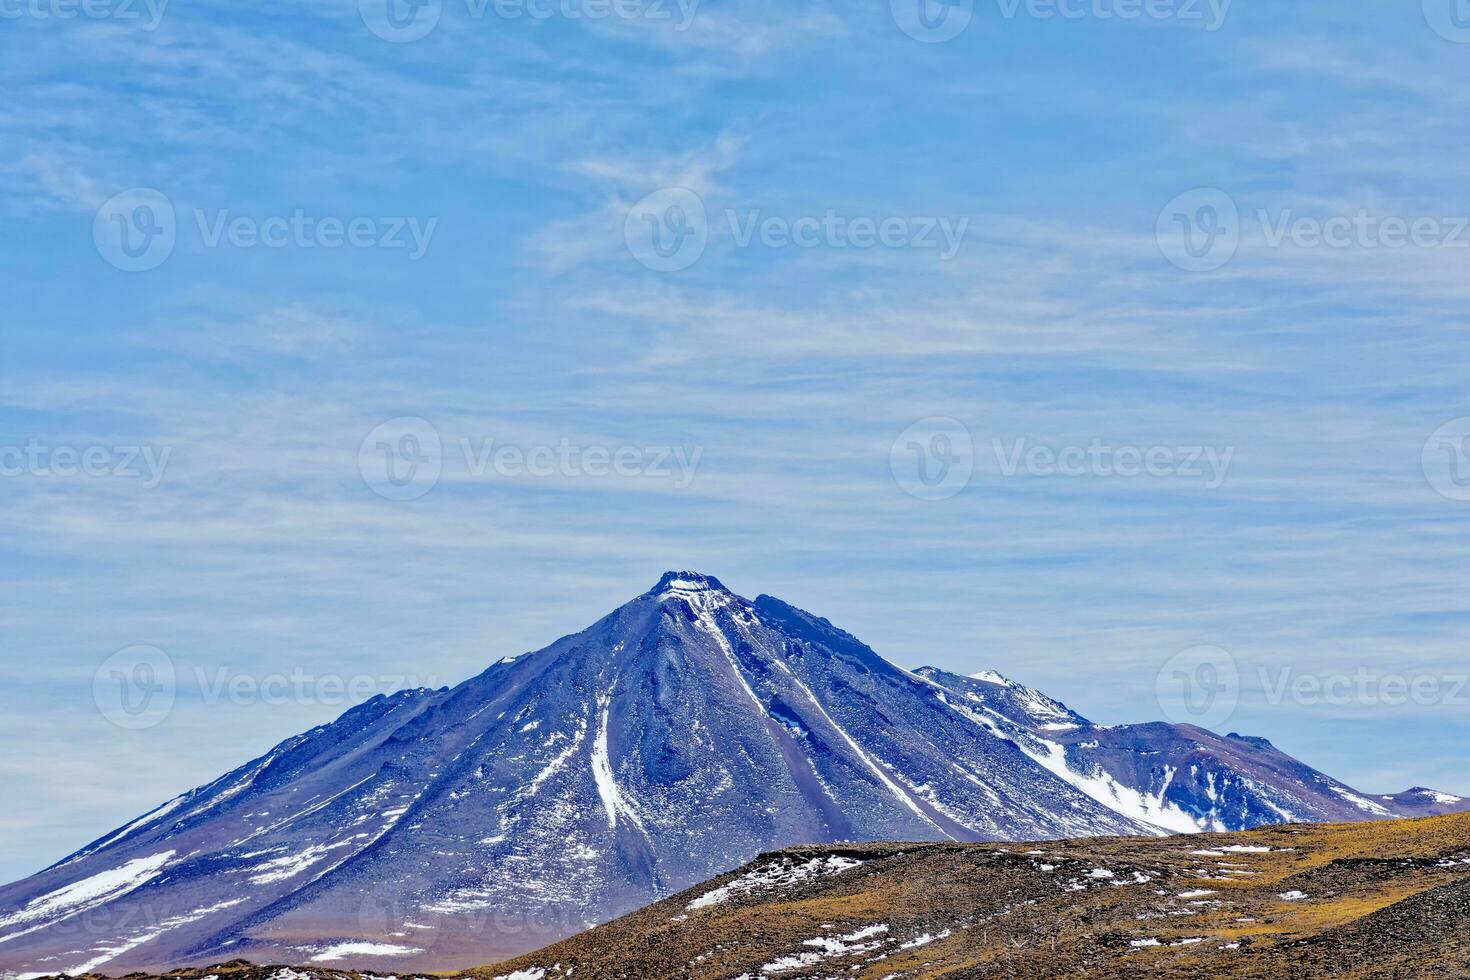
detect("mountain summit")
(1, 573), (1463, 975)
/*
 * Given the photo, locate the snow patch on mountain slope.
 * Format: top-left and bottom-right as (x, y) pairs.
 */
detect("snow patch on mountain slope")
(520, 720), (587, 802)
(936, 692), (1193, 834)
(1023, 741), (1200, 835)
(61, 898), (246, 975)
(590, 694), (644, 834)
(247, 842), (358, 885)
(0, 852), (176, 941)
(306, 942), (423, 962)
(1330, 785), (1393, 817)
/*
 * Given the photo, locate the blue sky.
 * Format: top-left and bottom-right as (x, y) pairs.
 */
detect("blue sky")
(4, 0), (1470, 883)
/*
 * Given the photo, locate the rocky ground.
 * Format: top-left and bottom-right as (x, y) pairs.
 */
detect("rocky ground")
(34, 813), (1470, 980)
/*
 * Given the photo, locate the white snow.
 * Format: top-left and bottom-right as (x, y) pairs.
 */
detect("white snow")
(899, 928), (950, 949)
(491, 970), (545, 980)
(59, 899), (246, 974)
(519, 718), (587, 801)
(936, 688), (1196, 835)
(0, 851), (176, 942)
(1177, 889), (1216, 899)
(267, 969), (313, 980)
(970, 671), (1013, 687)
(308, 942), (423, 962)
(1129, 938), (1161, 948)
(1218, 844), (1271, 853)
(687, 857), (863, 911)
(1020, 738), (1201, 834)
(1278, 890), (1309, 901)
(760, 924), (889, 974)
(1330, 786), (1392, 817)
(662, 578), (713, 593)
(589, 694), (645, 833)
(1422, 790), (1463, 805)
(247, 842), (354, 885)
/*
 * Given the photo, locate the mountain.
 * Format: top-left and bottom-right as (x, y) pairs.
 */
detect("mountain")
(0, 572), (1463, 977)
(472, 811), (1470, 980)
(912, 666), (1469, 833)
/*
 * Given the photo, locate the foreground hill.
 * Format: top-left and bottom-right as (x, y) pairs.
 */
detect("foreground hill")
(474, 812), (1470, 979)
(1, 573), (1462, 975)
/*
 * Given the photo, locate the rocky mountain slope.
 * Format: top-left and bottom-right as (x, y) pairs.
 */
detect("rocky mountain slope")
(1, 572), (1462, 976)
(914, 666), (1467, 832)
